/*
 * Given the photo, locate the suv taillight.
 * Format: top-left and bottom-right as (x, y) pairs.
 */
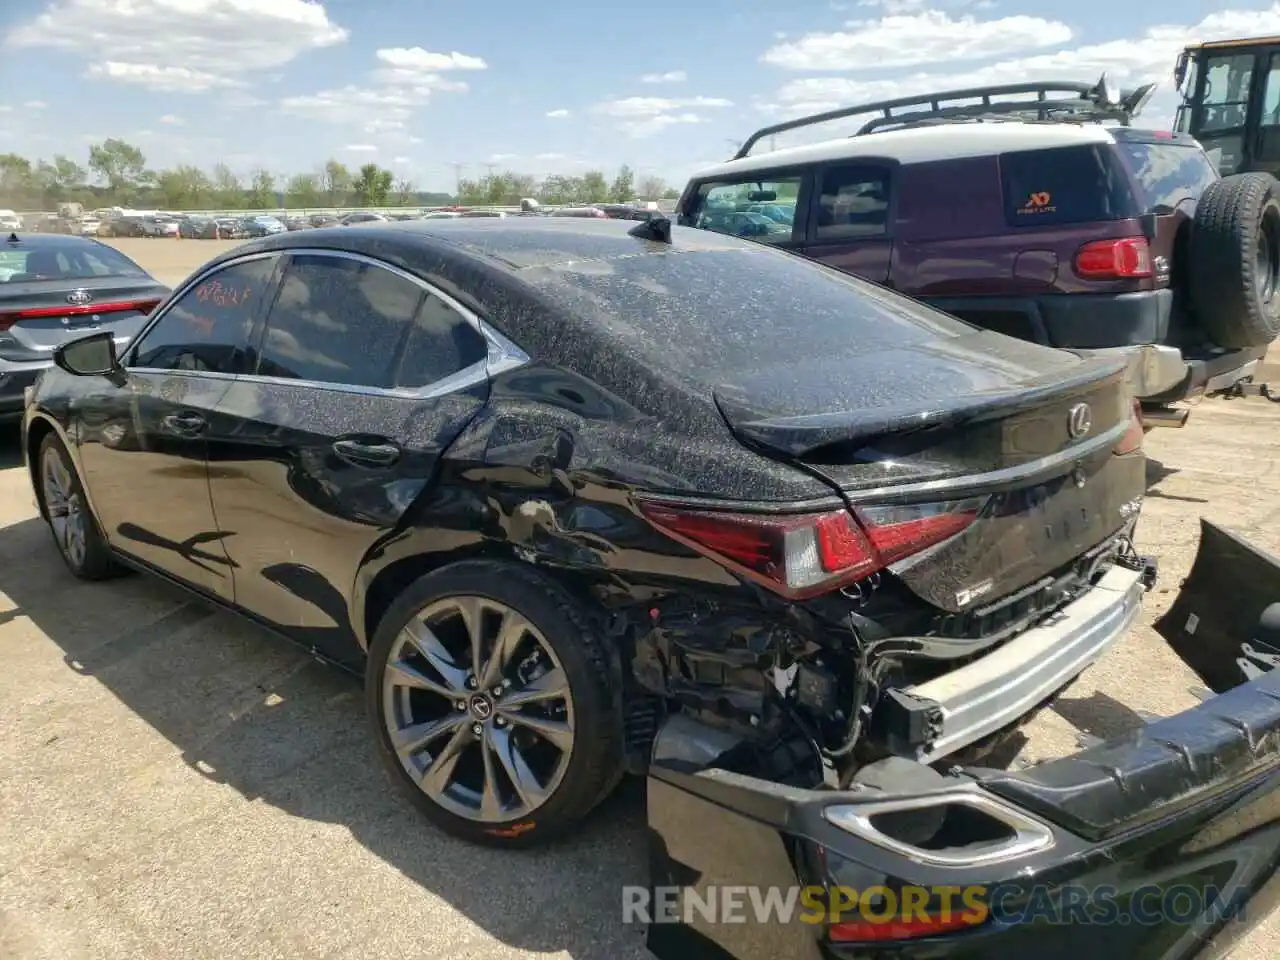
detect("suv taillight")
(1075, 237), (1152, 279)
(637, 498), (987, 599)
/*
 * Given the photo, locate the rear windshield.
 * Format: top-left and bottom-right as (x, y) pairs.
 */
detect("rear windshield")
(519, 245), (976, 382)
(1114, 141), (1219, 213)
(1000, 144), (1142, 227)
(0, 242), (148, 283)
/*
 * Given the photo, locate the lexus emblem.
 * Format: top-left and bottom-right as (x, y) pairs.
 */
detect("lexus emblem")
(1067, 402), (1092, 439)
(66, 289), (93, 306)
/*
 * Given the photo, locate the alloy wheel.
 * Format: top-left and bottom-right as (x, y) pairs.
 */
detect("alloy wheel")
(381, 596), (576, 823)
(42, 447), (87, 569)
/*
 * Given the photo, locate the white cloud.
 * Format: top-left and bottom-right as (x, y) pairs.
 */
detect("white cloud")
(344, 144), (377, 152)
(7, 0), (348, 92)
(488, 153), (519, 163)
(281, 83), (431, 124)
(761, 6), (1280, 136)
(279, 43), (481, 128)
(624, 113), (704, 139)
(595, 96), (733, 118)
(641, 70), (687, 84)
(371, 46), (485, 88)
(407, 135), (424, 143)
(535, 152), (566, 160)
(159, 114), (184, 125)
(23, 100), (46, 109)
(88, 61), (243, 92)
(761, 11), (1072, 71)
(392, 156), (410, 164)
(546, 108), (571, 118)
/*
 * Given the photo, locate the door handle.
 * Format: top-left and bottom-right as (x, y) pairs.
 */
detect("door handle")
(162, 411), (206, 434)
(332, 438), (401, 468)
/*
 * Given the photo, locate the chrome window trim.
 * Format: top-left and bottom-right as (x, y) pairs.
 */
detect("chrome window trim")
(127, 247), (529, 400)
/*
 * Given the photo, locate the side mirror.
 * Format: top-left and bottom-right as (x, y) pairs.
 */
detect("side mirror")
(54, 331), (120, 377)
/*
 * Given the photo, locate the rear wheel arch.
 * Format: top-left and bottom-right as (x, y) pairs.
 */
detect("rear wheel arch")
(364, 556), (626, 844)
(26, 415), (62, 520)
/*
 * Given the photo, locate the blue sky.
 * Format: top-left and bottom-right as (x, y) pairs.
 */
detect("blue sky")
(3, 0), (1280, 192)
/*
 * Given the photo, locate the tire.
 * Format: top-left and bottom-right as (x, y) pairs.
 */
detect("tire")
(365, 560), (623, 847)
(1189, 172), (1280, 349)
(37, 433), (124, 580)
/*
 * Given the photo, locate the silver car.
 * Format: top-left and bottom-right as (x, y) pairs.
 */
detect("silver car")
(0, 233), (170, 421)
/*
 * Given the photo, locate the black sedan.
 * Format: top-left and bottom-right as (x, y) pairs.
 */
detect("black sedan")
(19, 219), (1280, 960)
(0, 233), (168, 421)
(178, 215), (220, 239)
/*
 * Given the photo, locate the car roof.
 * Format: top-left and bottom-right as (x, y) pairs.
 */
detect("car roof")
(692, 121), (1117, 179)
(276, 216), (746, 269)
(3, 232), (109, 248)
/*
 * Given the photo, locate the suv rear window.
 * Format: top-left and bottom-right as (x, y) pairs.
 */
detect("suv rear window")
(1115, 141), (1219, 213)
(1000, 144), (1141, 227)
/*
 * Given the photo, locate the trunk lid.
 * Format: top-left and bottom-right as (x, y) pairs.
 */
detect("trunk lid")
(713, 329), (1142, 612)
(0, 276), (168, 361)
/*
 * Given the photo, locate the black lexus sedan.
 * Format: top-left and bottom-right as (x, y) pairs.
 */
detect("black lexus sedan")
(20, 218), (1280, 960)
(0, 232), (169, 421)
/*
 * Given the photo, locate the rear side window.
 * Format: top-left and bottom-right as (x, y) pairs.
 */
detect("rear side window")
(1115, 142), (1219, 213)
(813, 164), (890, 241)
(687, 176), (800, 245)
(1000, 144), (1141, 227)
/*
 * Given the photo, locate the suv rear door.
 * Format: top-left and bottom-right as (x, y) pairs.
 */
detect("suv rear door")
(800, 160), (896, 285)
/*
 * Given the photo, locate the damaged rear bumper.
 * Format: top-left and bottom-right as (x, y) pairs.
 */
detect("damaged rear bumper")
(903, 563), (1147, 762)
(645, 521), (1280, 960)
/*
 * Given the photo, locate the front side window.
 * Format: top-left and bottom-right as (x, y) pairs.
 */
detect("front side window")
(256, 254), (488, 390)
(687, 176), (800, 245)
(1000, 145), (1142, 227)
(813, 164), (891, 241)
(130, 256), (277, 373)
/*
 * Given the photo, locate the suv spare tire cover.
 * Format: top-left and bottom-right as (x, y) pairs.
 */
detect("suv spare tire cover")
(1189, 171), (1280, 349)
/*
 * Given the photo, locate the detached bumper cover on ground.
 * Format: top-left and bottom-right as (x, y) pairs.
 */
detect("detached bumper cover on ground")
(645, 521), (1280, 960)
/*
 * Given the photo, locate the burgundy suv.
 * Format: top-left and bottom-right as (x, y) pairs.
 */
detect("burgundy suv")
(678, 78), (1279, 408)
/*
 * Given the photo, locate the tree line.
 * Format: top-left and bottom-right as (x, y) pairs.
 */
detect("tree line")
(0, 138), (679, 212)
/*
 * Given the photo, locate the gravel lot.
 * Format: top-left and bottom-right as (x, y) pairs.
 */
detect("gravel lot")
(1, 236), (1278, 959)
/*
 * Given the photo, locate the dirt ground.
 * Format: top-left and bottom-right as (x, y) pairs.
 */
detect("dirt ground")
(0, 237), (1278, 959)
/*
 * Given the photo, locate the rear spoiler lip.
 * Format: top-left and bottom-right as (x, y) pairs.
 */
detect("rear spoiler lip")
(713, 353), (1129, 462)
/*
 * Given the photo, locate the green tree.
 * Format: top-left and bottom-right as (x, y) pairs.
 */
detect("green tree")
(393, 177), (416, 206)
(247, 168), (276, 209)
(353, 163), (393, 206)
(609, 164), (635, 203)
(580, 170), (609, 203)
(285, 172), (321, 208)
(637, 175), (669, 200)
(537, 174), (581, 205)
(36, 155), (87, 195)
(87, 138), (147, 198)
(322, 160), (352, 206)
(155, 164), (211, 209)
(212, 163), (244, 209)
(0, 153), (36, 207)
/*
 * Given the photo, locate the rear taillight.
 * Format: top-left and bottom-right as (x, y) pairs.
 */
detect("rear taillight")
(829, 912), (980, 943)
(0, 298), (161, 332)
(638, 497), (986, 598)
(1075, 237), (1152, 279)
(1115, 398), (1144, 455)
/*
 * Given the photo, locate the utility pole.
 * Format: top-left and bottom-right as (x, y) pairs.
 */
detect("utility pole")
(483, 163), (497, 177)
(450, 162), (465, 198)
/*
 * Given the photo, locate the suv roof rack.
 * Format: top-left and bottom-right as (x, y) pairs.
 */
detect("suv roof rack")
(734, 73), (1157, 160)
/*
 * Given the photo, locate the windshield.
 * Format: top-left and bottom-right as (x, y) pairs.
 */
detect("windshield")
(0, 241), (149, 282)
